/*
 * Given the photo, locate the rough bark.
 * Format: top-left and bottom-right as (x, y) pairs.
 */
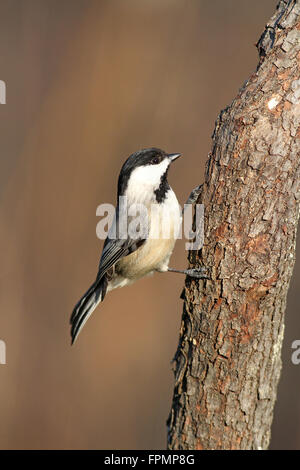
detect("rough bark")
(168, 0), (300, 450)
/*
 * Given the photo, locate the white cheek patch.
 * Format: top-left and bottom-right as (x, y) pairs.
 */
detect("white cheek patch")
(129, 159), (170, 189)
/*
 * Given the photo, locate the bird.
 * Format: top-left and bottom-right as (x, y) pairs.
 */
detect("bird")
(70, 148), (206, 344)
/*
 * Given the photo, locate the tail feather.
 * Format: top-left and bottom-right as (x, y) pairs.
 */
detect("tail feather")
(70, 275), (108, 344)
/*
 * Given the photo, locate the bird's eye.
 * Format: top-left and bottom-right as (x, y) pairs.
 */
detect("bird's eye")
(151, 157), (160, 164)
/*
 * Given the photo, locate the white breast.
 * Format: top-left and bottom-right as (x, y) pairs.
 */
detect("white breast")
(113, 188), (181, 285)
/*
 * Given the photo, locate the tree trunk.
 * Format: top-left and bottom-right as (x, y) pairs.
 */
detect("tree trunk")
(167, 0), (300, 450)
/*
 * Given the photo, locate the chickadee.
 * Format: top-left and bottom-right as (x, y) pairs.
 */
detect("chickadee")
(70, 148), (205, 344)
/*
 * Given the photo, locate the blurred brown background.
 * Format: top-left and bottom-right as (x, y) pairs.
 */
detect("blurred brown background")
(0, 0), (299, 450)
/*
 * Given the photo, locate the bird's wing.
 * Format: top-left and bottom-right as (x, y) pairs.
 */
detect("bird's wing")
(70, 204), (147, 343)
(97, 236), (144, 281)
(96, 207), (147, 281)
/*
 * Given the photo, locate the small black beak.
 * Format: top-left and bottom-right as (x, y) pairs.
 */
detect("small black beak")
(168, 153), (182, 162)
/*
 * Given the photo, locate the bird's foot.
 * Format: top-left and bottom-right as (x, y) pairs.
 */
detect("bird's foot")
(168, 267), (208, 279)
(184, 184), (203, 207)
(184, 267), (208, 279)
